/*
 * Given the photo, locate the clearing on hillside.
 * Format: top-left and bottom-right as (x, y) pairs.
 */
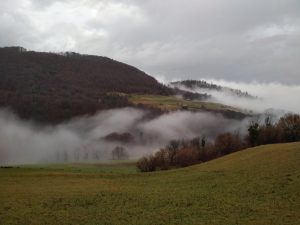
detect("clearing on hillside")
(128, 94), (237, 111)
(128, 94), (250, 119)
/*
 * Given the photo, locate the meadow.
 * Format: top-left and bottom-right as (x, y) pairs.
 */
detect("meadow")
(0, 142), (299, 225)
(128, 94), (243, 113)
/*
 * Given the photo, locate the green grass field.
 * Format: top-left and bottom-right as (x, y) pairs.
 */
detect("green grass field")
(1, 142), (299, 225)
(128, 94), (243, 113)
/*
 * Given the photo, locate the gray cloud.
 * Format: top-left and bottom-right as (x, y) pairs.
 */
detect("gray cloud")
(0, 0), (299, 83)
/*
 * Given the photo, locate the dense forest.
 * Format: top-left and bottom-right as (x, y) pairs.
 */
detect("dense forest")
(0, 47), (171, 123)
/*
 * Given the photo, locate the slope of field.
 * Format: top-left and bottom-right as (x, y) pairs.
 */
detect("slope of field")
(129, 94), (249, 118)
(0, 142), (299, 225)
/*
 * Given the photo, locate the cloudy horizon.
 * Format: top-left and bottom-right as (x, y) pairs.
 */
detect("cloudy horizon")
(1, 0), (300, 84)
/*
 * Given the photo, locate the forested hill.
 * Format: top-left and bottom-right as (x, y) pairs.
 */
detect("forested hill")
(170, 80), (256, 99)
(0, 47), (171, 123)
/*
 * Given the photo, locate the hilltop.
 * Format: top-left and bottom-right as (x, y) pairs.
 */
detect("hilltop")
(0, 142), (299, 224)
(0, 47), (171, 123)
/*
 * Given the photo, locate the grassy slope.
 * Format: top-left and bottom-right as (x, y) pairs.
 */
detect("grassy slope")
(128, 94), (245, 113)
(0, 142), (299, 225)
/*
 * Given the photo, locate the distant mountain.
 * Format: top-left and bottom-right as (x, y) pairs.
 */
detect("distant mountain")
(170, 80), (256, 99)
(0, 47), (171, 123)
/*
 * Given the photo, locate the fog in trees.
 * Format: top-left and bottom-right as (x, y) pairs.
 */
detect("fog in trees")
(0, 107), (248, 165)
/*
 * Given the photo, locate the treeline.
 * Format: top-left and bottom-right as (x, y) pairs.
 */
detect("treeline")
(171, 80), (255, 99)
(247, 114), (300, 145)
(0, 91), (131, 123)
(171, 80), (221, 90)
(172, 87), (210, 100)
(136, 113), (300, 172)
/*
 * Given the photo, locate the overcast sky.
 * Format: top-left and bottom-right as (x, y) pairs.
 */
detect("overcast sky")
(1, 0), (300, 84)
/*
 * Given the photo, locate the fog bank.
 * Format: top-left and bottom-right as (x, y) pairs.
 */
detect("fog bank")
(177, 79), (300, 114)
(0, 108), (247, 166)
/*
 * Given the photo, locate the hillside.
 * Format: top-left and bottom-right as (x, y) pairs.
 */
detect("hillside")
(1, 142), (299, 225)
(0, 47), (171, 123)
(171, 79), (256, 99)
(128, 94), (248, 119)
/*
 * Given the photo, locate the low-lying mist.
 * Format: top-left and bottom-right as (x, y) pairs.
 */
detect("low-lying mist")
(175, 79), (300, 115)
(0, 108), (248, 166)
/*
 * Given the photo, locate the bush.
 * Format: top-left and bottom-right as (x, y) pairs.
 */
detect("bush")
(215, 132), (242, 155)
(136, 155), (157, 172)
(154, 149), (170, 170)
(165, 140), (181, 165)
(174, 148), (198, 167)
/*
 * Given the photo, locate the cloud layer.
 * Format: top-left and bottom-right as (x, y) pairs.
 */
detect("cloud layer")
(0, 0), (299, 83)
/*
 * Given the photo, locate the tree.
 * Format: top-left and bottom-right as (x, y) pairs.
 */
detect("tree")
(191, 137), (201, 150)
(154, 149), (170, 170)
(201, 136), (206, 148)
(112, 146), (129, 160)
(166, 140), (181, 164)
(136, 155), (157, 172)
(277, 114), (300, 142)
(174, 148), (198, 167)
(215, 133), (237, 155)
(247, 121), (260, 146)
(265, 116), (272, 127)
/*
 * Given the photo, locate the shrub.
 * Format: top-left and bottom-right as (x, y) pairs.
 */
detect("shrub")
(165, 140), (181, 165)
(154, 149), (170, 170)
(215, 132), (242, 155)
(174, 148), (199, 167)
(136, 155), (157, 172)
